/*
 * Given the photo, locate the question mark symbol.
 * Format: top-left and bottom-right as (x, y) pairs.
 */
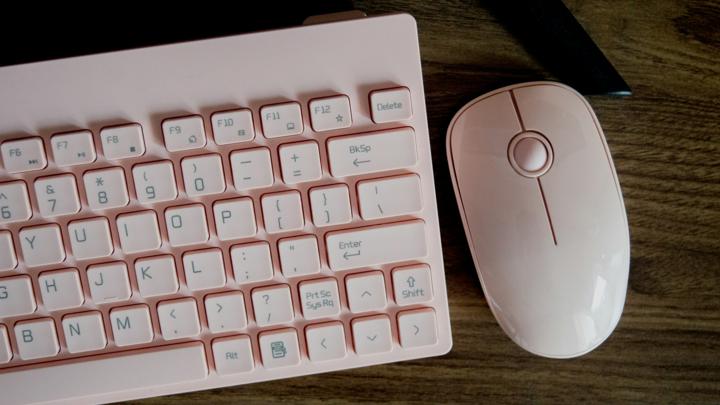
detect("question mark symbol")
(263, 294), (270, 304)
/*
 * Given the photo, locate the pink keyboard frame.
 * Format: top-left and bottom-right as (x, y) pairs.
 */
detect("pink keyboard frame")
(0, 13), (451, 403)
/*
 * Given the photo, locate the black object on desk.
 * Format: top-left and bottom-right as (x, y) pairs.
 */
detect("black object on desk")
(483, 0), (632, 96)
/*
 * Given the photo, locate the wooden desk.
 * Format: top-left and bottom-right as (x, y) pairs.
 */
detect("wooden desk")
(139, 1), (719, 403)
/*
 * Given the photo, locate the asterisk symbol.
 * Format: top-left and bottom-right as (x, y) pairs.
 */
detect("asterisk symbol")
(336, 114), (344, 122)
(95, 177), (104, 186)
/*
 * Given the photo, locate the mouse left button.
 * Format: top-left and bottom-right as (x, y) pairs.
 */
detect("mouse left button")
(448, 91), (522, 166)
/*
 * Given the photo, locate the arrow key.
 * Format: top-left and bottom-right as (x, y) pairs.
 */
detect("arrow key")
(397, 308), (438, 348)
(352, 315), (392, 355)
(157, 298), (201, 340)
(345, 271), (387, 313)
(205, 291), (248, 333)
(305, 322), (346, 362)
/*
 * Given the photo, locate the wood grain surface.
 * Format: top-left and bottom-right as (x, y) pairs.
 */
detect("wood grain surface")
(135, 1), (720, 403)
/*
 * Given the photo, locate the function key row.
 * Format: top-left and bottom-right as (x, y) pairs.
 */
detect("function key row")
(0, 88), (413, 174)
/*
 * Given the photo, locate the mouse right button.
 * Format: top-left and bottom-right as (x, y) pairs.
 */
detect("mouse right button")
(512, 84), (630, 355)
(512, 84), (627, 247)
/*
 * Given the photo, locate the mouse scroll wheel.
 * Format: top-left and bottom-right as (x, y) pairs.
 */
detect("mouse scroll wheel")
(508, 132), (553, 177)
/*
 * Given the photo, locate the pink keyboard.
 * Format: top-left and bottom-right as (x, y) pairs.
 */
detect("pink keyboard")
(0, 13), (451, 404)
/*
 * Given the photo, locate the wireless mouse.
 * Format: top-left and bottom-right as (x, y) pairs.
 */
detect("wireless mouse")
(446, 82), (630, 358)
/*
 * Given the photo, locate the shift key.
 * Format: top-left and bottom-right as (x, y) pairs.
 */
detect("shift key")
(326, 220), (427, 271)
(327, 127), (417, 177)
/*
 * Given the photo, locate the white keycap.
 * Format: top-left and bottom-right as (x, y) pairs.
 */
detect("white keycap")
(110, 305), (154, 346)
(135, 255), (179, 298)
(230, 147), (274, 191)
(1, 344), (207, 405)
(326, 220), (427, 271)
(116, 210), (162, 254)
(346, 271), (388, 313)
(51, 130), (96, 167)
(205, 291), (247, 333)
(398, 308), (438, 348)
(181, 154), (226, 197)
(162, 115), (207, 152)
(182, 249), (226, 291)
(213, 198), (256, 241)
(212, 109), (255, 145)
(259, 329), (300, 369)
(252, 285), (294, 327)
(0, 231), (17, 271)
(306, 322), (347, 362)
(393, 264), (433, 306)
(230, 242), (274, 285)
(132, 160), (178, 203)
(358, 174), (422, 220)
(0, 275), (36, 317)
(165, 204), (209, 247)
(62, 312), (107, 353)
(100, 123), (145, 160)
(278, 235), (321, 278)
(309, 95), (352, 132)
(83, 167), (129, 210)
(38, 268), (84, 311)
(34, 174), (81, 218)
(158, 298), (201, 340)
(309, 184), (352, 227)
(15, 318), (59, 360)
(19, 224), (65, 267)
(87, 262), (131, 304)
(0, 325), (11, 363)
(299, 278), (340, 320)
(1, 137), (47, 173)
(261, 191), (304, 234)
(279, 141), (322, 184)
(352, 315), (392, 355)
(370, 87), (413, 123)
(68, 217), (113, 260)
(260, 102), (303, 138)
(0, 181), (32, 225)
(212, 335), (254, 375)
(327, 128), (417, 177)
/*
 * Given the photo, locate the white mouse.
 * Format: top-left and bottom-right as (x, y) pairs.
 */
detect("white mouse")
(446, 82), (630, 358)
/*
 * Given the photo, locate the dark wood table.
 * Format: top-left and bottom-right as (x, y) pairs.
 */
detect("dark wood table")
(138, 1), (720, 403)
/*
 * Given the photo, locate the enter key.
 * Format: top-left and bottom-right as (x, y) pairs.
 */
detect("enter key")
(325, 220), (427, 271)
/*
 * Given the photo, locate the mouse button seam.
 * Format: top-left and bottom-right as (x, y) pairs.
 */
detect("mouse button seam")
(508, 89), (526, 131)
(537, 177), (558, 246)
